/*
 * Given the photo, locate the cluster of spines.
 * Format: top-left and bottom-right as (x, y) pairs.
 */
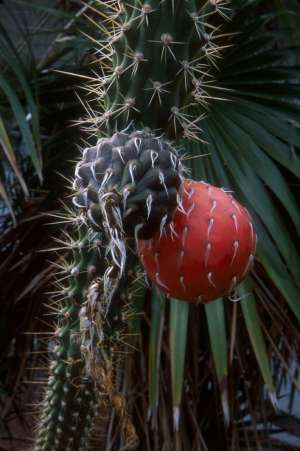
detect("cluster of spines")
(82, 0), (231, 140)
(34, 226), (101, 451)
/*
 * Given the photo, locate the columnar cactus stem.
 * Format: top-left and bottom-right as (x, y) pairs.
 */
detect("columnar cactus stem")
(34, 227), (100, 451)
(84, 0), (231, 140)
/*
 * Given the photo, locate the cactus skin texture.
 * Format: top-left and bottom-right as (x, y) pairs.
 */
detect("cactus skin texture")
(73, 129), (185, 303)
(137, 179), (257, 303)
(34, 228), (100, 451)
(87, 0), (231, 140)
(73, 130), (183, 240)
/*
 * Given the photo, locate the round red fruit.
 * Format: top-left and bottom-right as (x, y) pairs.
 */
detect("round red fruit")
(137, 180), (257, 303)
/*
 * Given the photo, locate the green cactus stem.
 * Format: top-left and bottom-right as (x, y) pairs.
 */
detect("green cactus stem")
(85, 0), (231, 140)
(34, 219), (142, 450)
(34, 226), (101, 451)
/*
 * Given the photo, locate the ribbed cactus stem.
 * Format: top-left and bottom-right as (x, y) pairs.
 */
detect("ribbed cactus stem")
(73, 130), (184, 305)
(85, 0), (231, 139)
(34, 227), (100, 451)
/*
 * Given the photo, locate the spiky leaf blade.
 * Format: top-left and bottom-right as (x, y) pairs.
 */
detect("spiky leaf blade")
(205, 298), (229, 423)
(239, 281), (276, 401)
(148, 288), (166, 418)
(169, 297), (189, 432)
(0, 115), (29, 197)
(0, 74), (42, 182)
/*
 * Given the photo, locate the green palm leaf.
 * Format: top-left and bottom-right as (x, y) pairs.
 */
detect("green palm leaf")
(169, 297), (189, 431)
(239, 281), (275, 399)
(0, 74), (42, 181)
(148, 288), (166, 420)
(0, 176), (16, 225)
(0, 115), (28, 197)
(205, 299), (229, 423)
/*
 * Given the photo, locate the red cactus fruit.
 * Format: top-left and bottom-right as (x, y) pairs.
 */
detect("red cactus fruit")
(137, 179), (257, 303)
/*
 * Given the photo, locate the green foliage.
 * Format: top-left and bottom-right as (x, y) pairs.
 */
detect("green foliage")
(0, 1), (99, 446)
(169, 297), (189, 430)
(148, 288), (165, 416)
(239, 282), (275, 397)
(143, 1), (300, 448)
(205, 298), (229, 422)
(0, 0), (92, 226)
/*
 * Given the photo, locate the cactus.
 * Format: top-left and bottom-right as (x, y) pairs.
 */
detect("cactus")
(73, 130), (184, 239)
(73, 130), (185, 304)
(137, 179), (257, 302)
(34, 1), (232, 449)
(34, 227), (100, 451)
(34, 218), (142, 450)
(84, 0), (231, 140)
